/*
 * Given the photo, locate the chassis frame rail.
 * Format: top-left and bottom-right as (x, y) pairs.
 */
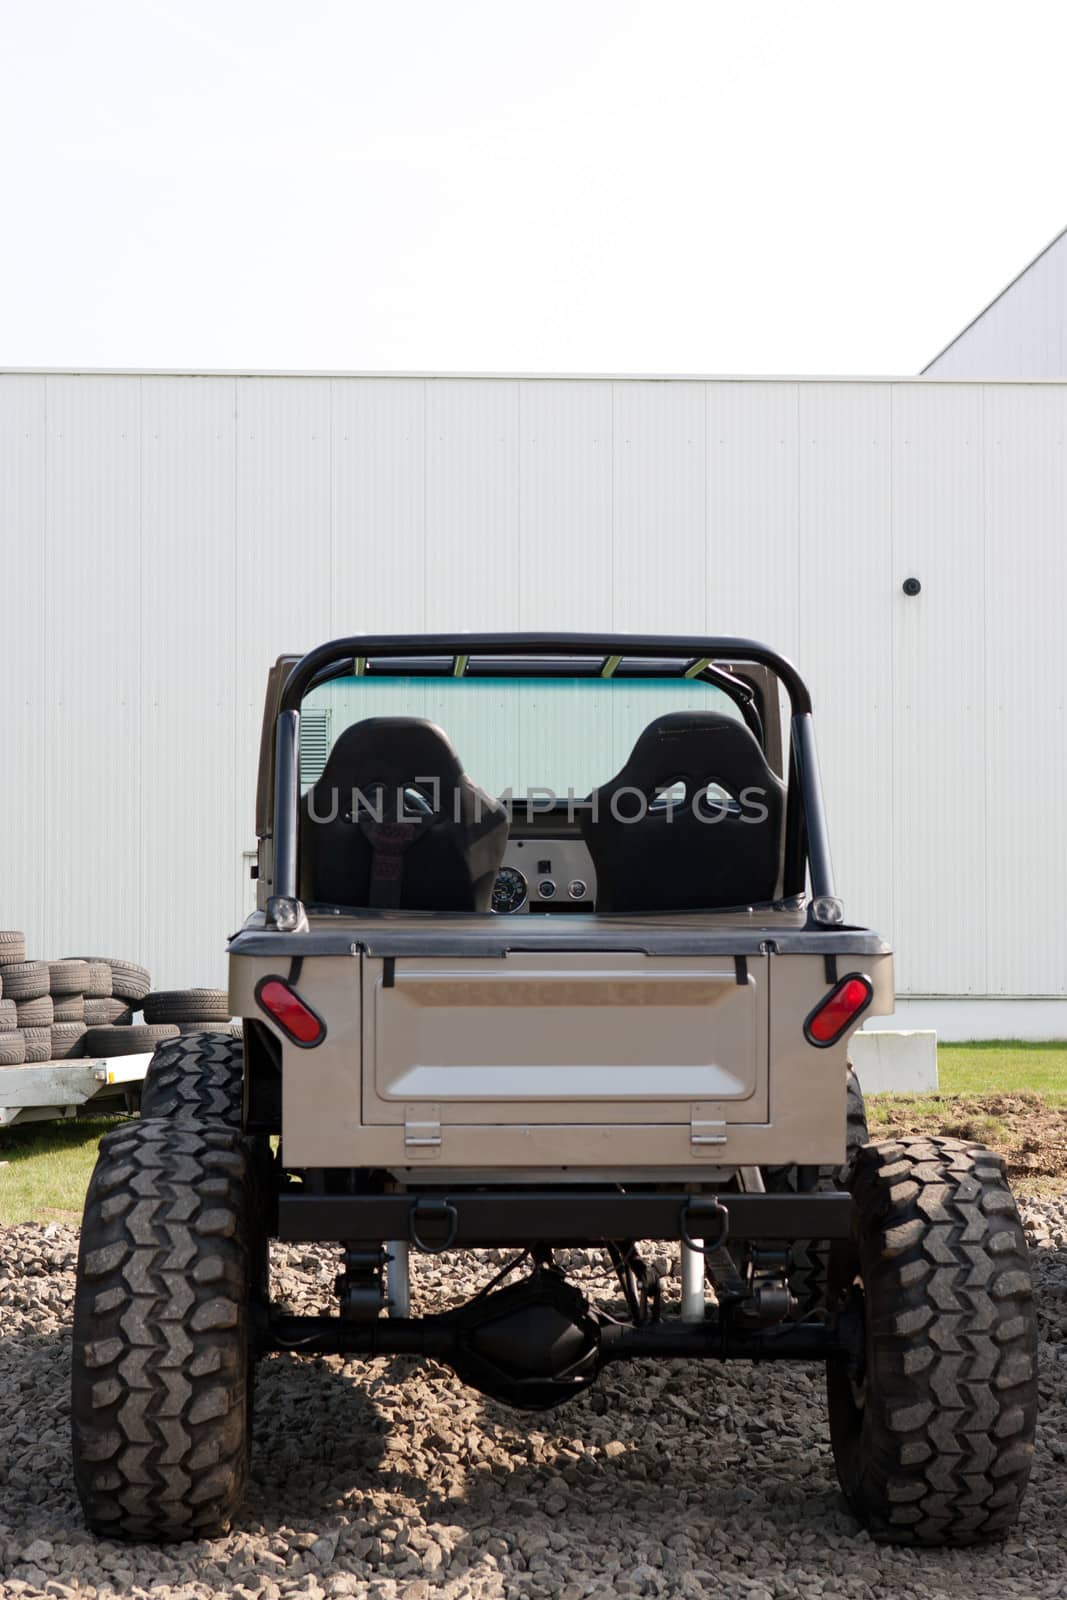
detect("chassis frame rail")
(276, 1189), (852, 1249)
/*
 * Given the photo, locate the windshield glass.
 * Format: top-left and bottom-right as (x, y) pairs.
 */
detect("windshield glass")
(299, 673), (749, 800)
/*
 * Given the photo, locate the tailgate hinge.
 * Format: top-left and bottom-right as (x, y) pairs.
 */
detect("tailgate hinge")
(690, 1101), (728, 1157)
(404, 1103), (442, 1160)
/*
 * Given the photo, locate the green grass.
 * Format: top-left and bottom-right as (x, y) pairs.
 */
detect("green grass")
(866, 1041), (1067, 1136)
(1, 1041), (1066, 1225)
(934, 1040), (1067, 1102)
(0, 1115), (126, 1226)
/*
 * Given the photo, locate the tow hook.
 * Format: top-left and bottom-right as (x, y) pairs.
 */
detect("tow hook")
(409, 1196), (459, 1253)
(680, 1195), (729, 1252)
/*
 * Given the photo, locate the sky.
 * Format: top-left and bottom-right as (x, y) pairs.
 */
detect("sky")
(2, 0), (1067, 376)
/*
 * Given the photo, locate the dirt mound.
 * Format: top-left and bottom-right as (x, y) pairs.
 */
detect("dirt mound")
(871, 1092), (1067, 1192)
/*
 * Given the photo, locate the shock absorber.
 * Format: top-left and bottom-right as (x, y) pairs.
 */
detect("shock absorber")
(335, 1245), (388, 1322)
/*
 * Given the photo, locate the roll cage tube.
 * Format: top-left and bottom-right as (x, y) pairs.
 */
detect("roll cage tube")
(300, 654), (766, 745)
(271, 633), (833, 905)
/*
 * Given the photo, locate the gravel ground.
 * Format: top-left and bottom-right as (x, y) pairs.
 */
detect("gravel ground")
(0, 1201), (1065, 1600)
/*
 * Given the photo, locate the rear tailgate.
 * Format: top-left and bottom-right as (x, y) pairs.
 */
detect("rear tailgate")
(361, 950), (767, 1128)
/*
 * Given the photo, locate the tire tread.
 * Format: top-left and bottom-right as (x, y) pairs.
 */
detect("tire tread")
(71, 1119), (254, 1541)
(828, 1135), (1038, 1546)
(140, 1034), (245, 1127)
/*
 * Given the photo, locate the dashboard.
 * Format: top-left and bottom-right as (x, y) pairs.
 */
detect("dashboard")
(492, 835), (597, 914)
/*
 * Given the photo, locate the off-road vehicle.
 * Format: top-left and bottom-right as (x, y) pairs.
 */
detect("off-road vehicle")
(71, 633), (1038, 1545)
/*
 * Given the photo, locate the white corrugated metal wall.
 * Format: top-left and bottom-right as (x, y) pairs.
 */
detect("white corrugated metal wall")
(1, 372), (1064, 1033)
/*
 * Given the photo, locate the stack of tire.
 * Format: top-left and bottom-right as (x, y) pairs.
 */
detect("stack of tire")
(1, 933), (235, 1063)
(70, 958), (182, 1059)
(0, 931), (159, 1064)
(0, 931), (28, 1065)
(0, 935), (101, 1065)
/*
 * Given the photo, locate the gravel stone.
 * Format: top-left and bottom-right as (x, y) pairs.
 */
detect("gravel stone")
(0, 1198), (1065, 1597)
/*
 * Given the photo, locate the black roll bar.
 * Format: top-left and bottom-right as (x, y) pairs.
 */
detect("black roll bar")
(279, 633), (814, 715)
(272, 633), (834, 903)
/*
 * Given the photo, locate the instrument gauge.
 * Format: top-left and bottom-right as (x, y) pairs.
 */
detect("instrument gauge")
(491, 866), (528, 914)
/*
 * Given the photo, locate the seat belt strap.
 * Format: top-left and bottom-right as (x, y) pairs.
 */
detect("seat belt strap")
(359, 820), (426, 908)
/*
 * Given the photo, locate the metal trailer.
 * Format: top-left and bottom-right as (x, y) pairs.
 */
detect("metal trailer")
(0, 1054), (151, 1128)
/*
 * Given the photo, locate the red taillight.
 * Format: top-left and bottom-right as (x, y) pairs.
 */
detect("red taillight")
(255, 977), (326, 1047)
(804, 974), (873, 1047)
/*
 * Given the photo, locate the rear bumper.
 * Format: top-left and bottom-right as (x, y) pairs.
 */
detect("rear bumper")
(276, 1187), (852, 1248)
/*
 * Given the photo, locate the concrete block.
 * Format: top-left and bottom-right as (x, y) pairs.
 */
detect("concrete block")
(849, 1029), (938, 1095)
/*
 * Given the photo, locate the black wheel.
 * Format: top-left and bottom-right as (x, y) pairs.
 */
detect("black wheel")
(764, 1065), (867, 1317)
(827, 1136), (1038, 1545)
(140, 1033), (273, 1281)
(71, 1119), (261, 1541)
(141, 1032), (245, 1128)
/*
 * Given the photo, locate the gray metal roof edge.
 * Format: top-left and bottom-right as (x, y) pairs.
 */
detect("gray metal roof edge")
(921, 221), (1067, 374)
(6, 365), (1067, 386)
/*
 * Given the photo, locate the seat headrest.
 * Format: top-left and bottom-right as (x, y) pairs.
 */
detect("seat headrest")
(316, 716), (464, 795)
(580, 710), (786, 912)
(298, 715), (509, 912)
(605, 710), (776, 795)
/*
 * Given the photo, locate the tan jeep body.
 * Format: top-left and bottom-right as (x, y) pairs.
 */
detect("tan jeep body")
(231, 635), (892, 1178)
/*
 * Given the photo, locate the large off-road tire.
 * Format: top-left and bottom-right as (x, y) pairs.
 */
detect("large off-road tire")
(141, 1033), (245, 1128)
(71, 1119), (259, 1542)
(0, 930), (27, 966)
(764, 1065), (867, 1317)
(140, 1033), (272, 1283)
(827, 1136), (1038, 1546)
